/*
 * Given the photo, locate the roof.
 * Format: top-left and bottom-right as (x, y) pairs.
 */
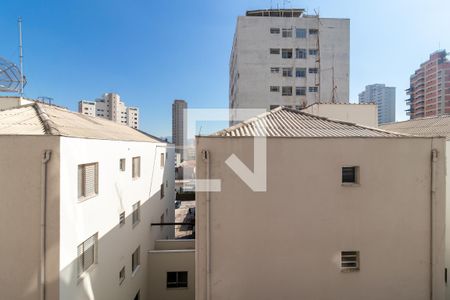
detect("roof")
(380, 115), (450, 140)
(212, 107), (408, 138)
(303, 102), (376, 109)
(0, 103), (161, 142)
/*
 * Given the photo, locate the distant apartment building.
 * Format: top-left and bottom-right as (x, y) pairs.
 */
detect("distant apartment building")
(406, 50), (450, 119)
(172, 99), (187, 160)
(0, 103), (174, 300)
(196, 107), (446, 300)
(359, 84), (396, 124)
(78, 92), (139, 129)
(229, 9), (349, 123)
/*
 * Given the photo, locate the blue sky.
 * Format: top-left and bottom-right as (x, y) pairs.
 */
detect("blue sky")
(0, 0), (449, 137)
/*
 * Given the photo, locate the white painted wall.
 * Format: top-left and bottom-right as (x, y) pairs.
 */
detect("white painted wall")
(59, 137), (175, 300)
(301, 103), (378, 127)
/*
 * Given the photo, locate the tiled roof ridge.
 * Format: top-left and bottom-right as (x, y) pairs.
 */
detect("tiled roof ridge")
(33, 103), (61, 135)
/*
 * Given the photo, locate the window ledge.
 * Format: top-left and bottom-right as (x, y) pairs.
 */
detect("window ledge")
(341, 183), (360, 187)
(131, 265), (141, 278)
(77, 194), (98, 203)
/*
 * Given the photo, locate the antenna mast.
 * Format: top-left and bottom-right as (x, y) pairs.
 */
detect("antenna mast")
(18, 17), (24, 96)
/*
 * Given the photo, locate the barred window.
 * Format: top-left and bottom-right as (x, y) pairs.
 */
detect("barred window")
(132, 201), (140, 225)
(120, 158), (126, 171)
(167, 271), (188, 288)
(78, 163), (98, 199)
(295, 28), (306, 38)
(295, 48), (307, 59)
(282, 28), (292, 37)
(77, 233), (98, 277)
(341, 251), (360, 272)
(119, 211), (125, 226)
(132, 157), (141, 178)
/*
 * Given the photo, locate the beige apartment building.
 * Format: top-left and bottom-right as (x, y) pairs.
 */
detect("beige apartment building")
(196, 107), (446, 300)
(78, 92), (139, 129)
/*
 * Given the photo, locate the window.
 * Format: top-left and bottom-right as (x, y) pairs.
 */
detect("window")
(296, 87), (306, 96)
(119, 212), (125, 226)
(270, 27), (280, 34)
(295, 28), (306, 38)
(120, 158), (126, 171)
(309, 86), (319, 93)
(282, 86), (292, 96)
(167, 271), (188, 288)
(161, 183), (165, 199)
(78, 163), (98, 199)
(342, 166), (359, 184)
(309, 29), (319, 35)
(270, 105), (280, 110)
(295, 68), (306, 78)
(132, 157), (141, 179)
(270, 86), (280, 92)
(295, 48), (307, 59)
(341, 251), (360, 272)
(309, 68), (318, 74)
(160, 153), (165, 167)
(282, 68), (293, 77)
(77, 233), (98, 277)
(309, 49), (318, 55)
(281, 28), (292, 37)
(132, 246), (140, 273)
(132, 201), (140, 225)
(119, 266), (125, 284)
(281, 49), (293, 59)
(270, 67), (280, 73)
(270, 48), (280, 55)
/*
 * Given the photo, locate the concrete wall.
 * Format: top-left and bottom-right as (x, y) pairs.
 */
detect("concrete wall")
(301, 103), (378, 127)
(196, 136), (446, 300)
(0, 135), (61, 300)
(59, 137), (175, 300)
(148, 240), (195, 300)
(0, 96), (34, 110)
(230, 15), (349, 119)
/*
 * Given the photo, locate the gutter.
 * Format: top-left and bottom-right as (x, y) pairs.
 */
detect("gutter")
(201, 149), (211, 300)
(430, 147), (438, 300)
(40, 150), (52, 300)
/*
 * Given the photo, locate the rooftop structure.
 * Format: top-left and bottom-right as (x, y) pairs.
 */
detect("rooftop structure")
(359, 84), (396, 124)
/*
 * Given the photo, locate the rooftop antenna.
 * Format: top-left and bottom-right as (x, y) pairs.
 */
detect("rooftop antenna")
(18, 17), (24, 96)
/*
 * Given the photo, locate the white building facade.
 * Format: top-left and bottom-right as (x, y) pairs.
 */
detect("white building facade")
(79, 93), (139, 129)
(0, 103), (174, 300)
(229, 9), (350, 123)
(359, 84), (396, 124)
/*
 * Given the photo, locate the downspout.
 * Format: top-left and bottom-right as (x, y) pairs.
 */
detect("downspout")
(40, 150), (52, 300)
(201, 150), (211, 300)
(430, 148), (438, 300)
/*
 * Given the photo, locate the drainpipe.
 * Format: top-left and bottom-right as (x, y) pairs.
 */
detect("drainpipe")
(40, 150), (52, 300)
(430, 148), (438, 300)
(201, 149), (211, 300)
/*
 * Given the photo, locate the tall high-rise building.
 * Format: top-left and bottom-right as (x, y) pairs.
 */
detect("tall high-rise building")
(172, 99), (187, 160)
(229, 8), (350, 123)
(359, 84), (396, 124)
(406, 50), (450, 119)
(78, 93), (139, 129)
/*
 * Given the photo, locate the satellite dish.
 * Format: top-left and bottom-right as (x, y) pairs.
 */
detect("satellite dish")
(0, 56), (26, 93)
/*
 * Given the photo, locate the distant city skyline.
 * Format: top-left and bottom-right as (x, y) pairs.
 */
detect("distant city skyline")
(0, 0), (449, 136)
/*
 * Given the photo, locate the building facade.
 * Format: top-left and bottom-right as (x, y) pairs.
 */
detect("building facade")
(172, 99), (187, 161)
(229, 9), (350, 123)
(406, 50), (450, 119)
(78, 93), (139, 129)
(359, 84), (396, 124)
(0, 103), (174, 300)
(196, 107), (446, 300)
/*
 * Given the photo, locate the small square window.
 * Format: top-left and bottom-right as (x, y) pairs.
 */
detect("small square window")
(281, 49), (293, 59)
(119, 266), (125, 284)
(282, 68), (293, 77)
(296, 87), (306, 96)
(270, 67), (280, 73)
(342, 166), (359, 184)
(120, 158), (126, 171)
(270, 86), (280, 92)
(296, 28), (306, 38)
(119, 212), (125, 226)
(282, 28), (292, 38)
(295, 48), (307, 59)
(309, 49), (318, 55)
(309, 86), (319, 93)
(167, 271), (188, 288)
(341, 251), (360, 272)
(309, 29), (319, 35)
(309, 68), (318, 74)
(282, 86), (292, 96)
(270, 27), (280, 34)
(295, 68), (306, 78)
(270, 48), (280, 55)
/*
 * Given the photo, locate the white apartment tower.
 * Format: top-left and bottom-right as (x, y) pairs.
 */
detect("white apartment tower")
(229, 9), (350, 122)
(359, 84), (396, 124)
(172, 99), (187, 161)
(78, 93), (139, 129)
